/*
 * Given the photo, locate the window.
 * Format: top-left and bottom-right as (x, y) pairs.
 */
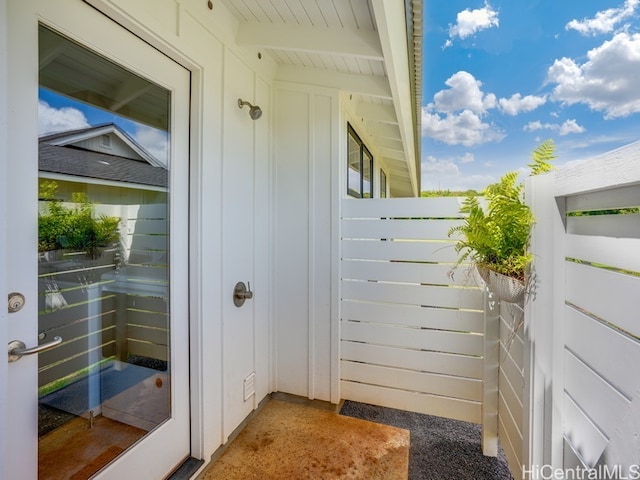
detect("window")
(347, 123), (373, 198)
(380, 170), (387, 198)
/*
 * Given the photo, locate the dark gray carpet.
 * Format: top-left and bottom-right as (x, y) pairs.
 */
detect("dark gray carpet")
(339, 401), (513, 480)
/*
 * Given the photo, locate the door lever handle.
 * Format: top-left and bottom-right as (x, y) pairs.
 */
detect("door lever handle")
(8, 336), (62, 363)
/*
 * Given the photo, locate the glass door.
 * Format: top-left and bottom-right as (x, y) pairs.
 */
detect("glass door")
(4, 1), (190, 477)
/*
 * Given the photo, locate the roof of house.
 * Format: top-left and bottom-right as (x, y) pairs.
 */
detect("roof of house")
(39, 123), (167, 188)
(220, 0), (423, 197)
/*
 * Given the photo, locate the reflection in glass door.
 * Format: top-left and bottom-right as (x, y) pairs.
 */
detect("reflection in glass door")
(37, 25), (173, 479)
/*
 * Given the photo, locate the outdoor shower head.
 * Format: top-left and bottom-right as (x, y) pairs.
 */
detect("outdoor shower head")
(238, 98), (263, 120)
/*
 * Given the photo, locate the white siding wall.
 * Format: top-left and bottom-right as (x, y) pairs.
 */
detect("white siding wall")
(83, 0), (276, 457)
(273, 84), (339, 403)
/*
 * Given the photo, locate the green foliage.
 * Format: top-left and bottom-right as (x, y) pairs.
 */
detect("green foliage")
(421, 189), (481, 198)
(38, 183), (120, 259)
(448, 141), (556, 281)
(528, 139), (556, 175)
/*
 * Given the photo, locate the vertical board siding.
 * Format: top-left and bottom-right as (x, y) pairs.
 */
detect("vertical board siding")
(340, 198), (485, 424)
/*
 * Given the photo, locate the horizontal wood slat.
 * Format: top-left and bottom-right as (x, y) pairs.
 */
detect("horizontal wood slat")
(341, 239), (459, 263)
(564, 350), (629, 437)
(565, 305), (640, 399)
(499, 367), (523, 429)
(342, 280), (483, 310)
(127, 203), (167, 218)
(565, 261), (640, 339)
(126, 219), (167, 235)
(341, 320), (483, 356)
(499, 413), (521, 480)
(563, 394), (608, 468)
(567, 213), (640, 238)
(341, 361), (482, 401)
(127, 341), (167, 361)
(341, 259), (478, 287)
(39, 328), (116, 366)
(498, 393), (523, 469)
(565, 234), (640, 274)
(341, 218), (462, 241)
(342, 300), (483, 333)
(39, 295), (117, 331)
(341, 380), (481, 424)
(565, 184), (640, 212)
(341, 341), (483, 379)
(38, 343), (116, 387)
(342, 197), (467, 219)
(127, 325), (168, 346)
(126, 309), (169, 329)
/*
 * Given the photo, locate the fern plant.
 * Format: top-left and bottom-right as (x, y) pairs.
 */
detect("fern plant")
(448, 140), (555, 282)
(39, 182), (121, 259)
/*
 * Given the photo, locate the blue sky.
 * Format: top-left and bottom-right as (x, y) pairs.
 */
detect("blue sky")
(421, 0), (640, 191)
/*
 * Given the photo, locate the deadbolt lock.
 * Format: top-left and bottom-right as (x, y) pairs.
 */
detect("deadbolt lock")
(8, 292), (25, 313)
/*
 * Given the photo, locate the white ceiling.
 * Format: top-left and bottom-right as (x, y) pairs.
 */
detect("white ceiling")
(220, 0), (421, 197)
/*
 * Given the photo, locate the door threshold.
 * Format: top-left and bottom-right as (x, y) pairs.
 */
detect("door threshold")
(166, 457), (204, 480)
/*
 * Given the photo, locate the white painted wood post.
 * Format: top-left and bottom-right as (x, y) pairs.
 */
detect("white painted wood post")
(524, 173), (565, 469)
(482, 286), (499, 456)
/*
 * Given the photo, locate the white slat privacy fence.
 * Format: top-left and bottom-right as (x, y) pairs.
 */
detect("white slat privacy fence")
(526, 142), (640, 479)
(497, 300), (525, 477)
(340, 198), (488, 427)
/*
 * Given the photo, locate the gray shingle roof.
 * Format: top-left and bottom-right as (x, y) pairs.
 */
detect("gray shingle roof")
(39, 124), (167, 188)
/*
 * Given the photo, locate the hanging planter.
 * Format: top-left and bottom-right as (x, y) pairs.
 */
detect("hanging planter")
(487, 269), (525, 304)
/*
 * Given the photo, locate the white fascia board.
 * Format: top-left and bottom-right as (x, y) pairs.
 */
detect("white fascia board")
(236, 22), (383, 61)
(276, 65), (391, 99)
(39, 172), (168, 193)
(371, 0), (418, 196)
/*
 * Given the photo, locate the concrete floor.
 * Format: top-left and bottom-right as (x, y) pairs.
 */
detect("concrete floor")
(198, 399), (410, 480)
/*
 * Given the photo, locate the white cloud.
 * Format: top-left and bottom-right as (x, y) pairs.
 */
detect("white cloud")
(423, 71), (517, 147)
(558, 119), (586, 136)
(422, 108), (506, 147)
(421, 160), (497, 191)
(433, 71), (497, 115)
(524, 121), (545, 132)
(498, 93), (547, 116)
(134, 125), (169, 165)
(547, 32), (640, 118)
(422, 156), (460, 176)
(523, 119), (585, 136)
(38, 100), (89, 135)
(459, 152), (475, 164)
(566, 0), (639, 36)
(445, 1), (499, 48)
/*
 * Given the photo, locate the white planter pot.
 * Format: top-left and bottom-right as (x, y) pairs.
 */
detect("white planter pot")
(487, 269), (525, 303)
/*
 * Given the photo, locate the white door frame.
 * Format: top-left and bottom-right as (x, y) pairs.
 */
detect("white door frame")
(4, 1), (194, 477)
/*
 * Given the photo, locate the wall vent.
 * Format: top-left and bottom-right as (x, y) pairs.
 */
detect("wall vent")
(243, 372), (256, 401)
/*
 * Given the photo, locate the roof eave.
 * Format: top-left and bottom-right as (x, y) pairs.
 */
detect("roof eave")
(371, 0), (421, 197)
